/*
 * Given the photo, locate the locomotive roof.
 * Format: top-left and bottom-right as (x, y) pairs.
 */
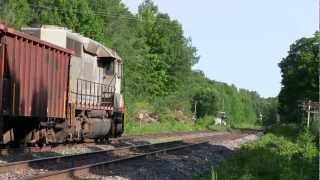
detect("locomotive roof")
(83, 38), (122, 61)
(22, 25), (122, 62)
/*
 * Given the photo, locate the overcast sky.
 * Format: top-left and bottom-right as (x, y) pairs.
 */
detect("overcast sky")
(122, 0), (318, 98)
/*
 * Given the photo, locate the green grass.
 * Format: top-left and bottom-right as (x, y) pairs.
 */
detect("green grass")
(124, 98), (265, 136)
(124, 115), (231, 136)
(124, 114), (262, 136)
(197, 125), (319, 180)
(125, 120), (196, 136)
(230, 123), (262, 130)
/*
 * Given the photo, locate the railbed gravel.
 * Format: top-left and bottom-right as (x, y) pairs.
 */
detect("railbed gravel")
(0, 131), (230, 179)
(81, 132), (262, 180)
(0, 131), (261, 179)
(0, 131), (224, 164)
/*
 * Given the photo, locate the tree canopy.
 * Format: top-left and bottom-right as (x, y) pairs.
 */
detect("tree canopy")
(0, 0), (277, 127)
(278, 33), (320, 123)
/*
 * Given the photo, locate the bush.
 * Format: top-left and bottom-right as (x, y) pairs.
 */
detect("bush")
(200, 126), (319, 180)
(310, 119), (319, 139)
(192, 88), (219, 118)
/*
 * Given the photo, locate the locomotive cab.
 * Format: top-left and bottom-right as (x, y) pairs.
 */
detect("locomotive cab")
(97, 57), (121, 106)
(66, 31), (125, 142)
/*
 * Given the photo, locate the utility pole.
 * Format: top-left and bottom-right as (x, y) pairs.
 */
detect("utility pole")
(318, 0), (320, 124)
(259, 112), (263, 123)
(318, 0), (320, 131)
(307, 100), (311, 128)
(192, 101), (197, 121)
(314, 0), (320, 130)
(194, 101), (197, 115)
(318, 0), (320, 176)
(318, 43), (320, 127)
(301, 101), (320, 127)
(222, 98), (224, 112)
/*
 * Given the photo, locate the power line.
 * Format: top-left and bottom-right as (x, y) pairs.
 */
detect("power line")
(27, 3), (174, 24)
(28, 3), (137, 21)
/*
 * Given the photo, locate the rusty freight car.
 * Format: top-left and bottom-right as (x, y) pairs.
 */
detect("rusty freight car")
(0, 24), (72, 145)
(0, 25), (125, 146)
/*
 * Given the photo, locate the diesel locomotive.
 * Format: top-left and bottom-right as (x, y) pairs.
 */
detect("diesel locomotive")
(0, 24), (124, 146)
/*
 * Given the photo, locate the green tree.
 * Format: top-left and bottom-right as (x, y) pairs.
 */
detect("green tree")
(192, 87), (219, 118)
(278, 33), (320, 123)
(28, 0), (105, 42)
(0, 0), (32, 28)
(0, 0), (277, 129)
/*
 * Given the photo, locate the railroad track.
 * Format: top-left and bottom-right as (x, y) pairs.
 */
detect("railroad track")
(0, 130), (262, 179)
(0, 142), (98, 156)
(32, 141), (207, 180)
(0, 137), (210, 180)
(0, 129), (261, 156)
(0, 131), (217, 156)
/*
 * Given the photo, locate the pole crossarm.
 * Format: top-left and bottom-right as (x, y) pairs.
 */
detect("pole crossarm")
(301, 101), (320, 113)
(300, 100), (320, 128)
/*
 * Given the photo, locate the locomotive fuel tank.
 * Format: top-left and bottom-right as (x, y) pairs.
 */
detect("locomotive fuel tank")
(82, 118), (111, 139)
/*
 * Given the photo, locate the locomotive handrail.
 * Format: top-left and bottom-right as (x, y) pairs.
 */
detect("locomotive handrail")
(106, 74), (116, 93)
(75, 79), (115, 109)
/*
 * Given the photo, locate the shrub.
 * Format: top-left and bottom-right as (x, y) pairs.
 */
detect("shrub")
(201, 126), (319, 180)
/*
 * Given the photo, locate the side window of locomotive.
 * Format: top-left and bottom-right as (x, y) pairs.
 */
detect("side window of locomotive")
(98, 60), (114, 76)
(98, 58), (115, 76)
(66, 38), (82, 57)
(104, 60), (114, 75)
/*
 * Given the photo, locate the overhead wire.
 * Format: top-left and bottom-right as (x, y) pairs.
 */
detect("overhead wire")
(27, 2), (172, 23)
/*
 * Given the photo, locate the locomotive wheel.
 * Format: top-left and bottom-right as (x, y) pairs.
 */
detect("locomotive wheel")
(37, 136), (47, 148)
(37, 129), (47, 148)
(102, 137), (110, 144)
(94, 137), (109, 144)
(116, 123), (123, 134)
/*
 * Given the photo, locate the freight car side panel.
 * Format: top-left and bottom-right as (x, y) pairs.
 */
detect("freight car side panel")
(0, 34), (4, 113)
(0, 25), (72, 118)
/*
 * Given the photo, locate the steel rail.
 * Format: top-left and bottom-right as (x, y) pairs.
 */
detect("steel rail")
(0, 130), (261, 179)
(0, 140), (184, 174)
(0, 129), (260, 156)
(0, 142), (97, 156)
(0, 130), (231, 155)
(29, 141), (208, 180)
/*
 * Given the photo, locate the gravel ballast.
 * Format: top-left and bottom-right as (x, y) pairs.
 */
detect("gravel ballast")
(82, 132), (261, 180)
(0, 131), (262, 180)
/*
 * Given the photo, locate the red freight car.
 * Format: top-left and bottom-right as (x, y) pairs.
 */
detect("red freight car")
(0, 24), (72, 145)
